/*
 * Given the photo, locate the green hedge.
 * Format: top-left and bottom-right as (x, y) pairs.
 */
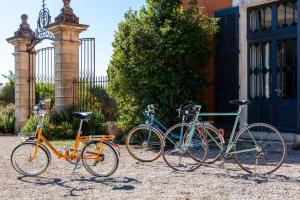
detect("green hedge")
(108, 0), (218, 131)
(0, 104), (15, 133)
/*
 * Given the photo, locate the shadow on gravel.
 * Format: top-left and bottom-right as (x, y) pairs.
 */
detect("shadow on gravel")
(17, 176), (90, 197)
(74, 177), (142, 191)
(200, 171), (300, 185)
(17, 176), (141, 196)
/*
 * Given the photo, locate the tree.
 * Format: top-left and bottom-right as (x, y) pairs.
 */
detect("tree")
(0, 70), (15, 104)
(108, 0), (218, 131)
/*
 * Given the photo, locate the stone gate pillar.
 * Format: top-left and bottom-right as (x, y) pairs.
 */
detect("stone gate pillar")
(47, 0), (88, 112)
(7, 14), (36, 132)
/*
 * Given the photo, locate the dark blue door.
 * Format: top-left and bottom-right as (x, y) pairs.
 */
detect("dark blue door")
(247, 1), (297, 132)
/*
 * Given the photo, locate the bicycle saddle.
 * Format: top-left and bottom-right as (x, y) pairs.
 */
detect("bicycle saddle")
(73, 112), (92, 119)
(229, 100), (249, 106)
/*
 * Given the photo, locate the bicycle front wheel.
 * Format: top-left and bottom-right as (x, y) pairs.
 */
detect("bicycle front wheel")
(11, 142), (50, 176)
(82, 141), (119, 177)
(234, 123), (287, 174)
(161, 123), (208, 172)
(126, 125), (162, 162)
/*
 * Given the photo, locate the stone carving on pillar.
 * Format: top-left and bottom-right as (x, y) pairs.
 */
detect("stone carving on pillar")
(14, 14), (34, 38)
(55, 0), (79, 24)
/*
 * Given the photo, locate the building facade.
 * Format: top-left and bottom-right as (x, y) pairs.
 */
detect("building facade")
(184, 0), (300, 143)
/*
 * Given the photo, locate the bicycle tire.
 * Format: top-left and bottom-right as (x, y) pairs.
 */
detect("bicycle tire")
(126, 125), (163, 162)
(161, 123), (208, 172)
(190, 124), (224, 164)
(11, 142), (50, 176)
(234, 123), (287, 174)
(82, 140), (119, 177)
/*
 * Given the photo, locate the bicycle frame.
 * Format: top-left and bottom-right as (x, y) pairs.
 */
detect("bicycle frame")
(144, 111), (187, 144)
(145, 112), (168, 135)
(188, 105), (259, 156)
(31, 114), (115, 161)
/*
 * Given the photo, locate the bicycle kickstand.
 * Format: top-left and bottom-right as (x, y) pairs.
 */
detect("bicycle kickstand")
(70, 160), (81, 181)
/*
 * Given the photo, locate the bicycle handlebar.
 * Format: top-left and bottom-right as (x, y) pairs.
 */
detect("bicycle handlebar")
(177, 102), (202, 118)
(33, 97), (51, 115)
(145, 104), (159, 116)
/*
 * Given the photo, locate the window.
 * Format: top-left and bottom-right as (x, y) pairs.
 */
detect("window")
(249, 42), (271, 100)
(249, 0), (297, 33)
(249, 6), (272, 32)
(248, 0), (297, 101)
(277, 1), (297, 27)
(277, 39), (297, 99)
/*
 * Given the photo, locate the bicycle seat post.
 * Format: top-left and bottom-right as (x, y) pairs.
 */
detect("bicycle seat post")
(78, 119), (84, 134)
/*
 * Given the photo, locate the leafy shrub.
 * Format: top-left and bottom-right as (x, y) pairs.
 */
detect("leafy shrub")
(21, 115), (41, 134)
(82, 110), (106, 135)
(36, 83), (55, 108)
(0, 104), (15, 133)
(108, 0), (218, 131)
(91, 86), (117, 121)
(0, 71), (15, 104)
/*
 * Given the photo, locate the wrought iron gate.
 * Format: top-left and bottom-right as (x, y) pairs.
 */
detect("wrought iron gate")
(35, 38), (96, 83)
(36, 47), (54, 83)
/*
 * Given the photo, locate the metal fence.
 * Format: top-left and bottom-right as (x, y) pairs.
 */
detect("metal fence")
(35, 38), (96, 83)
(36, 47), (54, 83)
(79, 38), (95, 78)
(72, 76), (116, 121)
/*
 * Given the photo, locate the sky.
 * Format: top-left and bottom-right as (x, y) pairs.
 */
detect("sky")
(0, 0), (146, 83)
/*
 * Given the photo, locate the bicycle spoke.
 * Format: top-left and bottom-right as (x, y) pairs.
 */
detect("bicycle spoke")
(161, 123), (207, 172)
(235, 123), (286, 174)
(126, 126), (162, 162)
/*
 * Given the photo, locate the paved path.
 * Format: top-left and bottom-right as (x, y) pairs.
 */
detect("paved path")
(1, 135), (300, 200)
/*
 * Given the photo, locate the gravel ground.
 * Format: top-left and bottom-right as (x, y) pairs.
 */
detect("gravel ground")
(1, 135), (300, 200)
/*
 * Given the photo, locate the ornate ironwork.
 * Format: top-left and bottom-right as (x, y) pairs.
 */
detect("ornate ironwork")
(36, 0), (54, 40)
(27, 0), (54, 51)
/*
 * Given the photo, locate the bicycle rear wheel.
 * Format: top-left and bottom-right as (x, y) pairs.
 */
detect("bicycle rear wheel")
(11, 142), (50, 176)
(234, 123), (287, 174)
(161, 123), (208, 172)
(126, 125), (162, 162)
(82, 140), (119, 177)
(193, 125), (224, 164)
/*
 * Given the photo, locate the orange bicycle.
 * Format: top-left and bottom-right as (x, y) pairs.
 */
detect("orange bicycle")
(11, 99), (119, 177)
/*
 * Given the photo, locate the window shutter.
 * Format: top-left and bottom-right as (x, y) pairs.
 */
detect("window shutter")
(215, 7), (240, 130)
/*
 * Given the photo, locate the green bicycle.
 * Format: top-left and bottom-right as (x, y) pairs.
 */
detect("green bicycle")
(161, 100), (287, 174)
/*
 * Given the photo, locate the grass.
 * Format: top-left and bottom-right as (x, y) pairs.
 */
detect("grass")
(51, 140), (76, 147)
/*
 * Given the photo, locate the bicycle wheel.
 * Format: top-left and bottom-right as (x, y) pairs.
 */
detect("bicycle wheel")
(126, 125), (162, 162)
(234, 123), (287, 174)
(82, 140), (119, 177)
(193, 125), (224, 164)
(161, 123), (208, 172)
(11, 142), (50, 176)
